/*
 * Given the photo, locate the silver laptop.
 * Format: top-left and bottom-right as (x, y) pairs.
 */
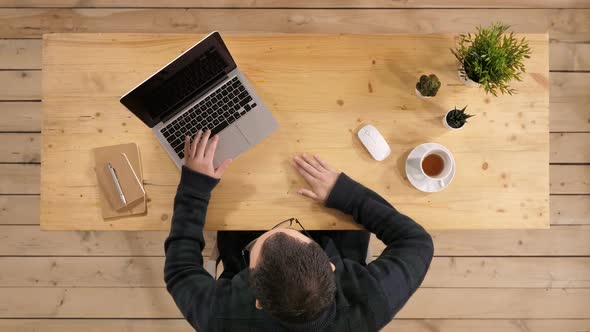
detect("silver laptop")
(120, 32), (278, 168)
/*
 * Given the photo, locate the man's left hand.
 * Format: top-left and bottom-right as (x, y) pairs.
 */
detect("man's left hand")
(293, 153), (341, 203)
(183, 129), (232, 179)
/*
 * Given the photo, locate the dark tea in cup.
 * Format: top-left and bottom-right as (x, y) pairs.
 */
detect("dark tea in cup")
(421, 154), (445, 177)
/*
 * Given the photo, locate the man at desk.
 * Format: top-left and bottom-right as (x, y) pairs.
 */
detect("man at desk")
(164, 129), (434, 331)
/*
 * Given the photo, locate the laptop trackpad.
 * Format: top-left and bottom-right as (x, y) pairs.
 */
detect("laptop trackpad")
(213, 125), (250, 168)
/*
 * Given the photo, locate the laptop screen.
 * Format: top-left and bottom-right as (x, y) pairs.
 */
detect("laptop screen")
(120, 32), (237, 128)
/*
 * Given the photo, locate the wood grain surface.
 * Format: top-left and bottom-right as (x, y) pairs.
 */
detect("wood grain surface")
(0, 39), (41, 69)
(0, 287), (588, 318)
(0, 4), (588, 331)
(550, 195), (590, 225)
(0, 70), (40, 100)
(550, 165), (590, 194)
(0, 133), (40, 163)
(41, 33), (550, 230)
(1, 256), (588, 288)
(550, 72), (590, 132)
(0, 102), (41, 131)
(2, 0), (590, 8)
(0, 196), (40, 224)
(2, 225), (590, 257)
(0, 9), (588, 41)
(0, 319), (588, 332)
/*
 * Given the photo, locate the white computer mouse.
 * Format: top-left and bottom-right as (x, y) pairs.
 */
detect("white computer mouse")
(357, 124), (391, 161)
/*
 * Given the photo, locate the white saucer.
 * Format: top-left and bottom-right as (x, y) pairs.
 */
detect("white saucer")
(405, 143), (455, 193)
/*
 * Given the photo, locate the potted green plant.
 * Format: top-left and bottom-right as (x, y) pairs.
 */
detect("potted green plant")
(415, 74), (441, 98)
(443, 106), (474, 130)
(451, 22), (531, 96)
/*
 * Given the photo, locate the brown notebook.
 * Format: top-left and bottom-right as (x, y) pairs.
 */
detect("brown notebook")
(93, 143), (147, 219)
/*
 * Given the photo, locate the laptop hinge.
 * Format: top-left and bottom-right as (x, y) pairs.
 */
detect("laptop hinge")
(160, 73), (229, 124)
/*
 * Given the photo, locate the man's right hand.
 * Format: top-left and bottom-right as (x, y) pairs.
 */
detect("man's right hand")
(293, 154), (341, 203)
(183, 129), (232, 179)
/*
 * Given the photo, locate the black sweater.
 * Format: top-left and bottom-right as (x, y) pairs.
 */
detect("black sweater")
(165, 167), (434, 332)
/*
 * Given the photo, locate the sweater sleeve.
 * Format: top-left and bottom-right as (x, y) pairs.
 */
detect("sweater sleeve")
(164, 166), (220, 332)
(325, 173), (434, 329)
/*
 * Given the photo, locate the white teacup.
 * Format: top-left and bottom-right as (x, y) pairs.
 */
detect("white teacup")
(419, 148), (454, 185)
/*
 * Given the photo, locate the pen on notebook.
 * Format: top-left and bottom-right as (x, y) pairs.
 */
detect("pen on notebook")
(107, 162), (127, 206)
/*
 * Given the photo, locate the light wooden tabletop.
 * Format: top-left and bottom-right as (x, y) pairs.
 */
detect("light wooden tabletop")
(41, 33), (549, 231)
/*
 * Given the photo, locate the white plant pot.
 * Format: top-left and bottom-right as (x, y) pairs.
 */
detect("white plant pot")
(443, 109), (464, 130)
(415, 87), (433, 99)
(457, 67), (481, 87)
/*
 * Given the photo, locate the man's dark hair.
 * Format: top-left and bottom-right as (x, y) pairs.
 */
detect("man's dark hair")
(250, 232), (336, 323)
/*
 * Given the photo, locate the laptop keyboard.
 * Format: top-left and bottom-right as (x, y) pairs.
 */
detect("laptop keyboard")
(160, 76), (258, 160)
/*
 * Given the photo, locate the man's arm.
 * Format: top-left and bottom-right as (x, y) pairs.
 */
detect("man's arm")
(325, 173), (434, 327)
(293, 154), (434, 329)
(164, 130), (232, 332)
(164, 167), (218, 331)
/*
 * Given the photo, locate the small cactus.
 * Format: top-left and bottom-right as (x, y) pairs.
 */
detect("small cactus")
(446, 106), (474, 128)
(416, 74), (441, 97)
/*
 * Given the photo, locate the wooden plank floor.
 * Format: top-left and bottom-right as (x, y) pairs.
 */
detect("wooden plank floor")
(0, 2), (588, 331)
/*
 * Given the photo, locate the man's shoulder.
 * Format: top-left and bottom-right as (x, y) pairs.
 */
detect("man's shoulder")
(334, 259), (394, 323)
(212, 271), (258, 314)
